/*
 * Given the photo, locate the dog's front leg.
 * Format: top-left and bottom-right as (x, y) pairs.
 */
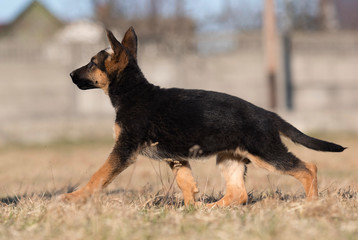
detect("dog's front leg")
(62, 145), (136, 203)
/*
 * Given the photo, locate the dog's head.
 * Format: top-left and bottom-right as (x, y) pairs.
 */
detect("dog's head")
(70, 27), (137, 93)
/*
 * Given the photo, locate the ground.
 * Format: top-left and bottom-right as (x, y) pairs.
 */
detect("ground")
(0, 134), (357, 240)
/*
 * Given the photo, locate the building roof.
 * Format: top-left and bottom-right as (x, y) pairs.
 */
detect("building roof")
(0, 1), (63, 44)
(8, 0), (62, 28)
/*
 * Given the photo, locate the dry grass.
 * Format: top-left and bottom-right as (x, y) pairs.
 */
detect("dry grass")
(0, 134), (357, 240)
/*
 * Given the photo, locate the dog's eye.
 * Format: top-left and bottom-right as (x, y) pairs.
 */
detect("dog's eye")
(88, 61), (96, 69)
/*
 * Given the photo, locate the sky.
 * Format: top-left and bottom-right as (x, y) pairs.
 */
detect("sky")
(0, 0), (93, 23)
(0, 0), (262, 25)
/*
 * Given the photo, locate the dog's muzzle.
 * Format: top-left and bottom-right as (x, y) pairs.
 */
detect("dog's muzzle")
(70, 71), (97, 90)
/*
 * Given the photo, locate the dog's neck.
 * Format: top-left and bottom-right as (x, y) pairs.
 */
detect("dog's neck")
(108, 63), (155, 109)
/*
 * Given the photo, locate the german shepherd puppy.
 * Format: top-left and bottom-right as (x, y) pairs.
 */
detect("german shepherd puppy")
(65, 27), (345, 206)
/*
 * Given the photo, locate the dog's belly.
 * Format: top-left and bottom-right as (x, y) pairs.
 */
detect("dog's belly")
(139, 142), (213, 162)
(139, 145), (164, 160)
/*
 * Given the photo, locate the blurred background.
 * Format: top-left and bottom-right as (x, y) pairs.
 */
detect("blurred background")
(0, 0), (357, 145)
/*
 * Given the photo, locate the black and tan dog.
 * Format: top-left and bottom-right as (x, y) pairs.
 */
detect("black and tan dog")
(65, 27), (345, 206)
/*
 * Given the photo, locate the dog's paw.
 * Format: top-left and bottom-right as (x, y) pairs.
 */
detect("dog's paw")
(59, 191), (88, 204)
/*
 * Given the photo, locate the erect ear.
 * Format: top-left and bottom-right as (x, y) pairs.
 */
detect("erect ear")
(106, 29), (123, 57)
(121, 26), (137, 60)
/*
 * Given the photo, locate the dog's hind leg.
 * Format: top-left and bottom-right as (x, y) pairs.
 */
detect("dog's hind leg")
(286, 161), (318, 200)
(168, 161), (199, 206)
(208, 153), (248, 207)
(247, 150), (318, 200)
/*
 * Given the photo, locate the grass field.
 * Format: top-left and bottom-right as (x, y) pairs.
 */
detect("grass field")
(0, 134), (357, 240)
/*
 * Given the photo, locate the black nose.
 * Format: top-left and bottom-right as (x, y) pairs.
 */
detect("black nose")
(70, 71), (75, 78)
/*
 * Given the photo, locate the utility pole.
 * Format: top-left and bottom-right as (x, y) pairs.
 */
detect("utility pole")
(282, 0), (293, 110)
(263, 0), (278, 109)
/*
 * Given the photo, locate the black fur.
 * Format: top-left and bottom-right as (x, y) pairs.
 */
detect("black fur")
(70, 29), (345, 174)
(112, 62), (344, 171)
(276, 118), (346, 152)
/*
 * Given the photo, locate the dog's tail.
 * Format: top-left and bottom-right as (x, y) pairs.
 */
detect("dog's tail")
(275, 115), (346, 152)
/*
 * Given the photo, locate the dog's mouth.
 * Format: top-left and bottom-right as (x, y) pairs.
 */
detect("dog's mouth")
(72, 78), (97, 90)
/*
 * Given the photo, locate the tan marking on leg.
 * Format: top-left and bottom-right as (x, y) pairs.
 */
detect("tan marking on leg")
(287, 162), (318, 200)
(246, 153), (278, 173)
(62, 149), (137, 203)
(169, 161), (198, 206)
(209, 153), (248, 207)
(247, 153), (318, 200)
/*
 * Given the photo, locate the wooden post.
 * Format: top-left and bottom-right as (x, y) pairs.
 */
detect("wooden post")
(282, 0), (293, 110)
(283, 33), (293, 110)
(263, 0), (278, 109)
